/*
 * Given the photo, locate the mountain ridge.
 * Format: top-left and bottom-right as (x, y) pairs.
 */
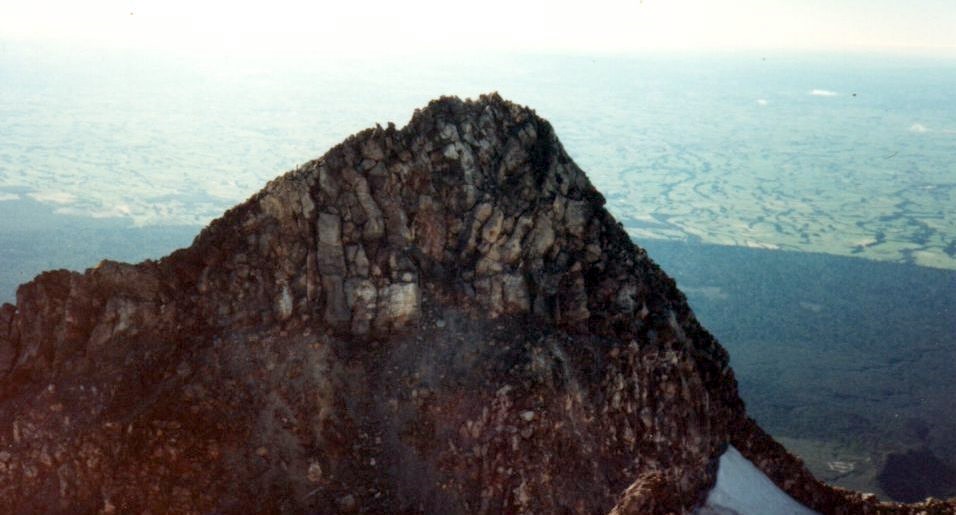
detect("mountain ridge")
(0, 94), (951, 513)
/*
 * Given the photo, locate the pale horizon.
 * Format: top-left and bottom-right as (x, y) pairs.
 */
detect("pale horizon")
(2, 0), (956, 58)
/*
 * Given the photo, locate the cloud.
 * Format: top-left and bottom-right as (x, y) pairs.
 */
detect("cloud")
(53, 204), (131, 219)
(909, 123), (929, 133)
(756, 99), (768, 106)
(0, 193), (20, 202)
(204, 180), (245, 200)
(810, 89), (838, 97)
(28, 191), (76, 204)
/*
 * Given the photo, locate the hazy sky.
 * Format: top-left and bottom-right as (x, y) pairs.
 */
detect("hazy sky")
(1, 0), (955, 56)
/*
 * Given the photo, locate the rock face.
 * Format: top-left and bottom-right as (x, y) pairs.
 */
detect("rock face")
(0, 94), (952, 514)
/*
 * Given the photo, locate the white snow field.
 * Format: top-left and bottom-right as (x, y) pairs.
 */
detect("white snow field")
(697, 445), (819, 515)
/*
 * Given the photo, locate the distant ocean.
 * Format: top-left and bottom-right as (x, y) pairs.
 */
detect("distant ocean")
(1, 43), (954, 500)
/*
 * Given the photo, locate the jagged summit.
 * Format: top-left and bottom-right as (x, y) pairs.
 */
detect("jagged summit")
(0, 94), (951, 513)
(180, 93), (703, 343)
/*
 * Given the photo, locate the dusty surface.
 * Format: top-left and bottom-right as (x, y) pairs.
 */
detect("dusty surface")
(0, 95), (952, 513)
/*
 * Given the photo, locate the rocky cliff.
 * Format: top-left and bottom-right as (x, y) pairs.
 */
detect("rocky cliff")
(0, 94), (951, 514)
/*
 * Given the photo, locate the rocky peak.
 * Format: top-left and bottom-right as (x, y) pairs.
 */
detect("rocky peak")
(181, 93), (704, 342)
(0, 94), (952, 513)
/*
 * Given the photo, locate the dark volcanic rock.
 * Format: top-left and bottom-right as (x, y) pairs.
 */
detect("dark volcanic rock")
(0, 94), (952, 514)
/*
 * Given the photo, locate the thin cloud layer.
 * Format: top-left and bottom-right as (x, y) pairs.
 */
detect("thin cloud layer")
(28, 191), (77, 205)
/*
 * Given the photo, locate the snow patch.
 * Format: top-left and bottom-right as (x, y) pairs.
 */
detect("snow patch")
(809, 89), (838, 97)
(698, 446), (818, 515)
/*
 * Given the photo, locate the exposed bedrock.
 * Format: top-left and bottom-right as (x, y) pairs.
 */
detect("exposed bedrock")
(0, 95), (951, 514)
